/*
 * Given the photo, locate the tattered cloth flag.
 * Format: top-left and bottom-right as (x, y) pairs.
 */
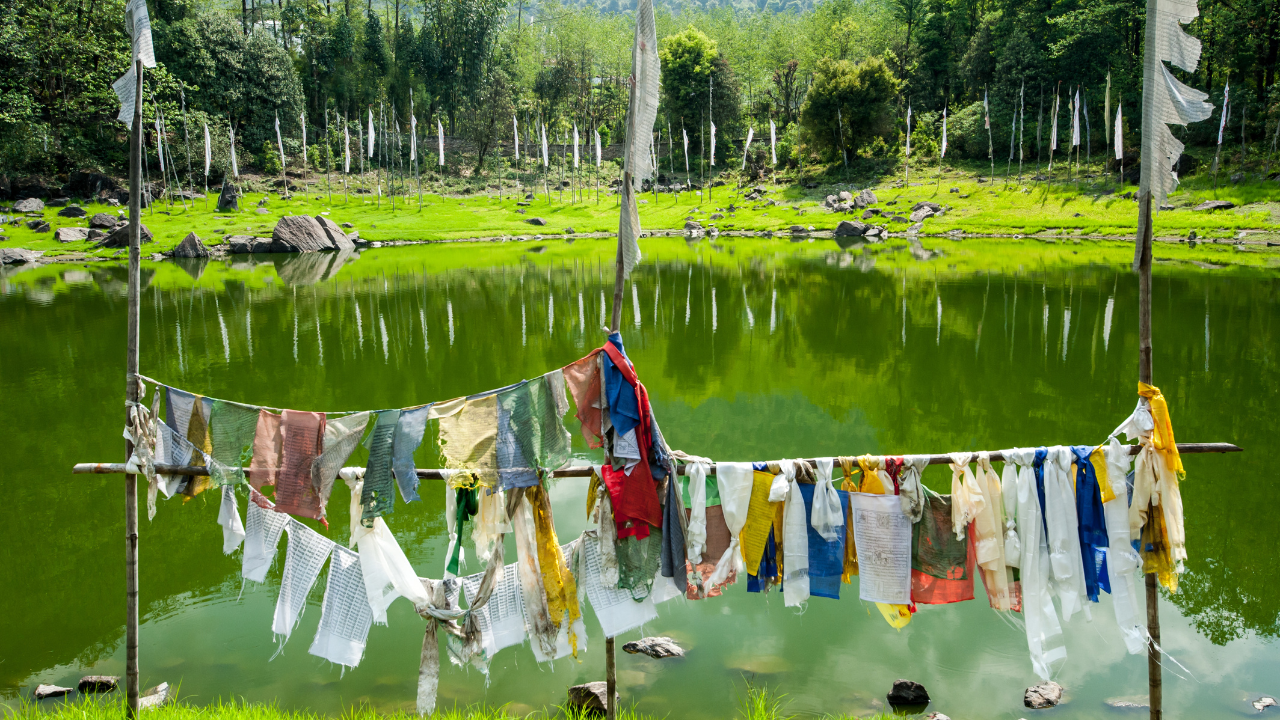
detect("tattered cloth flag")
(1105, 71), (1112, 144)
(906, 104), (912, 158)
(110, 0), (157, 128)
(573, 123), (580, 168)
(941, 107), (948, 159)
(769, 119), (777, 165)
(391, 405), (431, 503)
(595, 128), (602, 168)
(203, 123), (211, 178)
(154, 111), (166, 173)
(710, 120), (717, 166)
(300, 111), (307, 169)
(230, 126), (239, 177)
(361, 410), (401, 525)
(367, 109), (375, 159)
(577, 529), (658, 637)
(344, 120), (350, 173)
(1072, 88), (1081, 147)
(308, 545), (374, 669)
(682, 127), (689, 174)
(540, 122), (549, 167)
(741, 127), (754, 170)
(274, 112), (287, 171)
(438, 120), (445, 167)
(1050, 91), (1060, 159)
(1115, 101), (1124, 160)
(617, 0), (660, 281)
(272, 519), (335, 646)
(460, 561), (527, 660)
(218, 484), (245, 554)
(410, 109), (417, 163)
(1218, 82), (1230, 146)
(243, 489), (290, 583)
(513, 116), (519, 160)
(1138, 0), (1213, 227)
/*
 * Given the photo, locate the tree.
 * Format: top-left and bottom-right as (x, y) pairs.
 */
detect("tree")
(768, 59), (802, 127)
(659, 26), (742, 149)
(799, 56), (899, 158)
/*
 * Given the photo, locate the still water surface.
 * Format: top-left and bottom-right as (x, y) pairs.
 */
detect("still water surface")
(1, 238), (1277, 719)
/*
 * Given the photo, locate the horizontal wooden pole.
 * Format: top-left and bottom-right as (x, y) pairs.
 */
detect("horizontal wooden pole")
(71, 442), (1242, 479)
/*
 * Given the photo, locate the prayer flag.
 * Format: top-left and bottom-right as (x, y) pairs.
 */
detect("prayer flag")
(203, 122), (211, 177)
(906, 104), (912, 157)
(1072, 88), (1080, 147)
(682, 127), (689, 173)
(573, 123), (580, 168)
(513, 116), (519, 160)
(769, 119), (776, 165)
(437, 119), (444, 167)
(230, 125), (239, 177)
(343, 120), (350, 173)
(300, 112), (307, 168)
(367, 109), (374, 159)
(1218, 82), (1230, 145)
(540, 122), (548, 166)
(710, 121), (716, 166)
(741, 126), (753, 170)
(984, 89), (990, 129)
(275, 111), (286, 170)
(1050, 92), (1059, 152)
(410, 109), (417, 163)
(595, 128), (601, 167)
(941, 107), (948, 159)
(155, 112), (165, 173)
(1115, 101), (1123, 160)
(1104, 71), (1112, 144)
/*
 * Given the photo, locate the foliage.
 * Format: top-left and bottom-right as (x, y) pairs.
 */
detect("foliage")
(659, 26), (742, 148)
(799, 56), (898, 160)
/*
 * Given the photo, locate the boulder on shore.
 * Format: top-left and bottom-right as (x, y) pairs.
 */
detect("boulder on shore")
(0, 248), (43, 265)
(315, 215), (355, 250)
(57, 206), (87, 218)
(227, 235), (272, 254)
(55, 227), (90, 243)
(1024, 681), (1063, 709)
(270, 215), (332, 253)
(835, 220), (868, 237)
(526, 217), (548, 226)
(14, 198), (44, 213)
(216, 182), (240, 212)
(169, 232), (210, 258)
(90, 212), (120, 229)
(912, 201), (942, 213)
(1193, 200), (1234, 212)
(97, 222), (154, 249)
(566, 682), (617, 717)
(887, 679), (930, 705)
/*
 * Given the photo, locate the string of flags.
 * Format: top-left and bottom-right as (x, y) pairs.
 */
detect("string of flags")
(122, 328), (1191, 714)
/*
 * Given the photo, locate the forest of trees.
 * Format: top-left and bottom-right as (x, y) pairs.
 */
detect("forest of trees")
(1, 0), (1277, 182)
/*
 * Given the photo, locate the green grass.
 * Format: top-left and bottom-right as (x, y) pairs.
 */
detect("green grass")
(3, 161), (1276, 259)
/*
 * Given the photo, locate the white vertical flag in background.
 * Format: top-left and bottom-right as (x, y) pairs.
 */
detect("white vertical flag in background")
(1218, 82), (1230, 145)
(437, 120), (444, 167)
(1115, 101), (1124, 160)
(741, 126), (754, 170)
(769, 119), (777, 165)
(1050, 91), (1060, 152)
(513, 116), (519, 160)
(984, 89), (990, 129)
(410, 112), (417, 162)
(274, 111), (286, 170)
(367, 109), (374, 159)
(1072, 88), (1080, 146)
(540, 122), (548, 166)
(202, 123), (211, 177)
(906, 104), (912, 157)
(343, 120), (350, 172)
(155, 112), (166, 172)
(682, 127), (689, 173)
(710, 121), (717, 166)
(573, 123), (580, 168)
(1104, 72), (1112, 144)
(941, 107), (948, 159)
(300, 112), (307, 169)
(229, 126), (239, 177)
(595, 128), (601, 167)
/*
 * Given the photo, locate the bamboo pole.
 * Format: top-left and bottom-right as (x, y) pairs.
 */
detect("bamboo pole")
(71, 443), (1242, 479)
(125, 56), (144, 720)
(1135, 183), (1160, 720)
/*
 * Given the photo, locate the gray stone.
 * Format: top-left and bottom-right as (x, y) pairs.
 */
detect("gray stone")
(47, 197), (68, 207)
(563, 227), (575, 234)
(0, 248), (42, 264)
(709, 213), (724, 220)
(526, 217), (548, 226)
(57, 206), (87, 218)
(909, 208), (935, 222)
(566, 682), (616, 717)
(14, 198), (44, 213)
(89, 213), (119, 229)
(857, 189), (877, 206)
(891, 215), (910, 224)
(789, 224), (807, 233)
(270, 215), (332, 253)
(838, 190), (853, 202)
(315, 215), (355, 250)
(33, 684), (73, 700)
(1230, 172), (1244, 184)
(216, 182), (240, 212)
(1194, 200), (1234, 212)
(684, 220), (703, 230)
(97, 222), (153, 248)
(55, 227), (90, 243)
(341, 222), (354, 229)
(835, 220), (868, 237)
(622, 636), (685, 659)
(78, 676), (119, 693)
(87, 229), (106, 242)
(912, 201), (942, 213)
(227, 235), (273, 254)
(170, 232), (210, 258)
(256, 208), (270, 214)
(138, 682), (171, 711)
(27, 219), (50, 232)
(1024, 681), (1063, 709)
(887, 679), (930, 705)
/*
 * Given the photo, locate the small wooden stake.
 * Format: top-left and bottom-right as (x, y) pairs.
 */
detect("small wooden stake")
(605, 636), (617, 720)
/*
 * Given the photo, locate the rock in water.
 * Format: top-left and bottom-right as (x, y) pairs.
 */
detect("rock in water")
(14, 198), (44, 213)
(139, 682), (171, 710)
(227, 236), (272, 254)
(622, 637), (685, 659)
(315, 215), (354, 250)
(216, 182), (240, 212)
(887, 679), (930, 705)
(1024, 681), (1063, 709)
(55, 227), (89, 243)
(270, 215), (332, 253)
(0, 248), (43, 264)
(834, 220), (867, 237)
(78, 676), (119, 693)
(1193, 200), (1234, 212)
(567, 682), (616, 717)
(33, 684), (72, 699)
(97, 223), (154, 249)
(1253, 697), (1277, 712)
(170, 232), (210, 258)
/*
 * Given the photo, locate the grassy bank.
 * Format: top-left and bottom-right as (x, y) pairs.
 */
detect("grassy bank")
(3, 160), (1277, 259)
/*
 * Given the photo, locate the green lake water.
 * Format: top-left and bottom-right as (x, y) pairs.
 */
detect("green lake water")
(1, 237), (1277, 719)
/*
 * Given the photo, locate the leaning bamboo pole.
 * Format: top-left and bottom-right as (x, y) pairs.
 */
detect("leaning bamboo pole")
(124, 56), (144, 720)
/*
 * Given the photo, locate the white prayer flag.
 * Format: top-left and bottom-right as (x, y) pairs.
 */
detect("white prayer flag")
(1217, 82), (1230, 145)
(203, 122), (211, 177)
(1105, 72), (1112, 144)
(513, 116), (519, 160)
(616, 0), (659, 282)
(1072, 89), (1080, 147)
(155, 112), (165, 173)
(111, 0), (157, 128)
(573, 124), (580, 168)
(1115, 101), (1124, 160)
(300, 112), (307, 167)
(229, 126), (239, 177)
(984, 89), (990, 129)
(710, 121), (717, 166)
(906, 105), (912, 157)
(367, 109), (374, 159)
(437, 119), (444, 167)
(941, 107), (948, 159)
(112, 67), (141, 129)
(343, 120), (350, 173)
(741, 126), (754, 170)
(595, 128), (601, 167)
(410, 113), (417, 162)
(682, 127), (689, 174)
(540, 122), (548, 166)
(1050, 93), (1059, 152)
(274, 111), (286, 170)
(769, 119), (777, 165)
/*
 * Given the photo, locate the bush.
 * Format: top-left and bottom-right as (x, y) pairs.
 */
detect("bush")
(261, 140), (282, 174)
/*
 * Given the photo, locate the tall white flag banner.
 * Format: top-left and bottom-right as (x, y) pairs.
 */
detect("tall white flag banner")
(1138, 0), (1213, 216)
(344, 121), (350, 173)
(275, 111), (286, 170)
(367, 110), (374, 159)
(155, 112), (166, 173)
(437, 120), (444, 167)
(906, 105), (912, 157)
(230, 126), (239, 177)
(513, 116), (519, 160)
(595, 128), (601, 167)
(941, 107), (948, 159)
(617, 0), (660, 281)
(682, 127), (689, 174)
(1105, 72), (1112, 144)
(300, 112), (307, 168)
(410, 100), (417, 163)
(1115, 102), (1124, 160)
(984, 89), (990, 129)
(769, 119), (777, 165)
(741, 127), (754, 170)
(1050, 92), (1060, 152)
(573, 124), (580, 168)
(111, 0), (157, 128)
(1072, 89), (1081, 146)
(710, 121), (717, 166)
(203, 123), (211, 177)
(540, 123), (548, 166)
(1217, 82), (1230, 145)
